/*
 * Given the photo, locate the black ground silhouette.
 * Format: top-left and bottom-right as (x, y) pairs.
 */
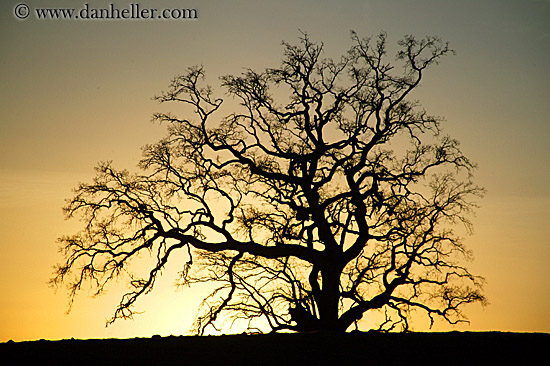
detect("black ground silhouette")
(1, 331), (548, 365)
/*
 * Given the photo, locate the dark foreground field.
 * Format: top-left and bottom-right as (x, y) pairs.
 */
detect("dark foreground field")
(2, 331), (548, 365)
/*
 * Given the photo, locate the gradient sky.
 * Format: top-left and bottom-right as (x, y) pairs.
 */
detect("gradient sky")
(1, 0), (549, 342)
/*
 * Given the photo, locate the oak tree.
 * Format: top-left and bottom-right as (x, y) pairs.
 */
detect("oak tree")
(52, 32), (485, 334)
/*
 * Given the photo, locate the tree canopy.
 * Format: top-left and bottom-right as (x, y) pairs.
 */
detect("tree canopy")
(52, 32), (485, 334)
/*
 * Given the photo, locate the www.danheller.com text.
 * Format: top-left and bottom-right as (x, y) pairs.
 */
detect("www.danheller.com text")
(29, 3), (198, 20)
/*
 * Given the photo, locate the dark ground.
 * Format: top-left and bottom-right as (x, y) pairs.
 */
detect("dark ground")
(1, 331), (548, 365)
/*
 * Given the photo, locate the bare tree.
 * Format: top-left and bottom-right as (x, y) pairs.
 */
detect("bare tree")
(52, 32), (486, 334)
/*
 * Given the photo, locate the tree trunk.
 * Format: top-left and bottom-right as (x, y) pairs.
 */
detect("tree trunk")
(317, 267), (342, 331)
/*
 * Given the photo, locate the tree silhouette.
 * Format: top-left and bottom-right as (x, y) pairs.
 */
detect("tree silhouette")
(52, 32), (486, 334)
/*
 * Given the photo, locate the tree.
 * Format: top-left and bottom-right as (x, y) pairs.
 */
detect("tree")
(52, 32), (486, 334)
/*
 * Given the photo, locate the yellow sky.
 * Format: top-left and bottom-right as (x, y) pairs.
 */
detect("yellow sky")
(1, 0), (549, 341)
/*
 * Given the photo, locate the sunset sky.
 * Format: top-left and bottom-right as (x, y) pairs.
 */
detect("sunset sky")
(1, 0), (548, 342)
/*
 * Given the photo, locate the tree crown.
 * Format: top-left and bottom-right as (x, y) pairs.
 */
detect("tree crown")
(52, 32), (485, 334)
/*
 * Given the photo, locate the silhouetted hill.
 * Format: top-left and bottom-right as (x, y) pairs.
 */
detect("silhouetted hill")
(2, 331), (548, 365)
